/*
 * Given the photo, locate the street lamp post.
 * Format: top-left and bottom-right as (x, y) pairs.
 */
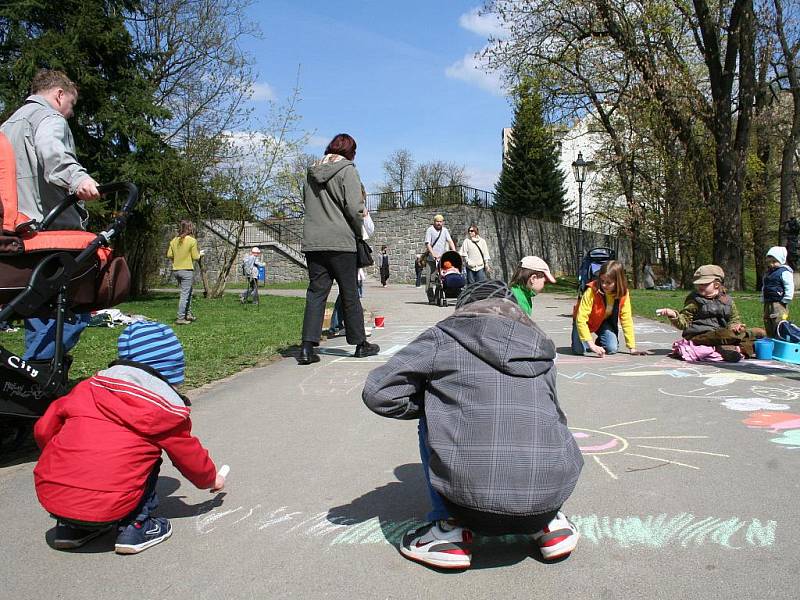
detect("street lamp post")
(571, 151), (590, 275)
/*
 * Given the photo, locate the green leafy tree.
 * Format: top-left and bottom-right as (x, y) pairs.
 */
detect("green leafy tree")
(494, 79), (566, 221)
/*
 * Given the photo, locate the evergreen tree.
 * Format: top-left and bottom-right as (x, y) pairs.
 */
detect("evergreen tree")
(495, 79), (567, 221)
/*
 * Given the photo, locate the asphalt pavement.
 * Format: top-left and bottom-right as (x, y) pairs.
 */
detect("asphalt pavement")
(1, 281), (798, 599)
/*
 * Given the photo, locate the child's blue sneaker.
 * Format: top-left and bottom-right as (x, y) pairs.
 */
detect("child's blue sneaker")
(114, 517), (172, 554)
(54, 521), (113, 550)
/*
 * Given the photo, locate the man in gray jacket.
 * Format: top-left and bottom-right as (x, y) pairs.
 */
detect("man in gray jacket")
(1, 69), (100, 360)
(362, 280), (583, 570)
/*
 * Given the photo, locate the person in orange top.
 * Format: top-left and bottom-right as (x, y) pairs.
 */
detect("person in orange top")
(571, 260), (651, 357)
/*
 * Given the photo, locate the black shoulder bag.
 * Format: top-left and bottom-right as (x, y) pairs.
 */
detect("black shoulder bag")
(328, 179), (373, 268)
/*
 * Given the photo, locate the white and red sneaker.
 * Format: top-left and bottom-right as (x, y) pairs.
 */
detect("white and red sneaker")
(533, 512), (579, 560)
(400, 521), (473, 569)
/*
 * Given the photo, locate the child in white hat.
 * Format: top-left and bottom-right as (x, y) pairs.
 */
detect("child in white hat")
(762, 247), (793, 337)
(240, 246), (263, 305)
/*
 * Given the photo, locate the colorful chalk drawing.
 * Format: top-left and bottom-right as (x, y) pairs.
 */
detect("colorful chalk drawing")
(193, 504), (776, 550)
(579, 362), (800, 450)
(742, 412), (800, 449)
(571, 419), (728, 479)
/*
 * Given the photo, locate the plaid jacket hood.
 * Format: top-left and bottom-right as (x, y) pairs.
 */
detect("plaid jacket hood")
(363, 299), (583, 516)
(438, 299), (554, 376)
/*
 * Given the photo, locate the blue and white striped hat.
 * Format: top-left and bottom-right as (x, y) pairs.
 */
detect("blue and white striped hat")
(118, 322), (185, 385)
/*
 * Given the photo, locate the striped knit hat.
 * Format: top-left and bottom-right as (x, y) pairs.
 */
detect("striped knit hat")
(118, 322), (185, 385)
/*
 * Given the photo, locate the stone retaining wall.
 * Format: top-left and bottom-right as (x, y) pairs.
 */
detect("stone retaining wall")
(158, 207), (630, 286)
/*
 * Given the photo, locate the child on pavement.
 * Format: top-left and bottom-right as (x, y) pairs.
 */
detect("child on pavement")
(509, 256), (556, 316)
(240, 246), (263, 305)
(33, 321), (225, 554)
(572, 260), (650, 357)
(762, 247), (793, 338)
(657, 264), (765, 361)
(362, 280), (584, 570)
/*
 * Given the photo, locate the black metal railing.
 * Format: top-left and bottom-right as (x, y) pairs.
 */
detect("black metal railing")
(365, 185), (495, 212)
(247, 220), (304, 258)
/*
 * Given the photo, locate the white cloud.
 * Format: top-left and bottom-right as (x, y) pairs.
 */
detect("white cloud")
(445, 53), (506, 96)
(250, 82), (276, 102)
(307, 135), (329, 149)
(464, 166), (500, 191)
(458, 7), (508, 39)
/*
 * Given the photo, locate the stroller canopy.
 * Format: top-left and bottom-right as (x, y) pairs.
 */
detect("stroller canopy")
(578, 247), (616, 293)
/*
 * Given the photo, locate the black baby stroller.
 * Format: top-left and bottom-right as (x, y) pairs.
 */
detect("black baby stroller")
(0, 133), (138, 452)
(577, 247), (616, 295)
(430, 250), (466, 307)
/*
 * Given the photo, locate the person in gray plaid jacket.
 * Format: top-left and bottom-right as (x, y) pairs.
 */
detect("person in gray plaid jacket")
(362, 280), (583, 570)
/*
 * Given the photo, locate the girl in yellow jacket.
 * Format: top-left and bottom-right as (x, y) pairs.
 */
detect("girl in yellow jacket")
(571, 260), (650, 357)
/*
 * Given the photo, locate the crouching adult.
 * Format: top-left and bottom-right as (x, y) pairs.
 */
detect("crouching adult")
(362, 280), (583, 570)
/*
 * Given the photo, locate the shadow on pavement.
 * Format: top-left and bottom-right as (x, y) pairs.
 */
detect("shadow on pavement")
(326, 463), (536, 571)
(43, 477), (225, 554)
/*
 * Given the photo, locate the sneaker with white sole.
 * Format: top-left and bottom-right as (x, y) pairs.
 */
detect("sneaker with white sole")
(400, 521), (472, 569)
(53, 521), (113, 550)
(115, 517), (172, 554)
(533, 512), (579, 560)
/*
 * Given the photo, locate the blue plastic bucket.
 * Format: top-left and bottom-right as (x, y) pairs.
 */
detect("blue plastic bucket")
(754, 338), (775, 360)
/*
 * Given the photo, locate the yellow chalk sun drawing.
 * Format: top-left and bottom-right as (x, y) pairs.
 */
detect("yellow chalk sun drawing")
(571, 418), (729, 480)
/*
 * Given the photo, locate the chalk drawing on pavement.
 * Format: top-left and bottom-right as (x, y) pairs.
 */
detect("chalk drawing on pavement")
(572, 419), (728, 480)
(743, 412), (800, 449)
(194, 505), (776, 550)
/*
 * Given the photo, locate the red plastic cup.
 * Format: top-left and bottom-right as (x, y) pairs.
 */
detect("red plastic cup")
(374, 316), (385, 328)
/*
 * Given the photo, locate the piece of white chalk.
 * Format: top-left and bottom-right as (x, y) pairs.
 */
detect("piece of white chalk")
(219, 465), (230, 478)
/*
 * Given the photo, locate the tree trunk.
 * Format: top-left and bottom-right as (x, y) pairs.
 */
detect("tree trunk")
(775, 0), (800, 244)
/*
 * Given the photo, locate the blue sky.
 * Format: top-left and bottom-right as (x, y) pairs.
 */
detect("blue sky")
(244, 1), (511, 193)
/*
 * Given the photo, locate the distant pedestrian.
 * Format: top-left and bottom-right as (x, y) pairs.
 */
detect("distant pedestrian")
(643, 261), (656, 290)
(414, 254), (425, 287)
(240, 247), (263, 305)
(379, 246), (390, 286)
(166, 220), (202, 325)
(424, 214), (456, 303)
(459, 225), (491, 284)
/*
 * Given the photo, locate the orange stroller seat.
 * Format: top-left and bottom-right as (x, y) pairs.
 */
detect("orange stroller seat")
(0, 132), (119, 312)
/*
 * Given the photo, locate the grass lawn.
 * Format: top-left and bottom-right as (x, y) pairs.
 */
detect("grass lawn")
(157, 281), (308, 291)
(0, 292), (305, 389)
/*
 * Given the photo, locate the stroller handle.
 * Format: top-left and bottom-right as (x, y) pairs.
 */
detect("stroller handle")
(39, 182), (139, 231)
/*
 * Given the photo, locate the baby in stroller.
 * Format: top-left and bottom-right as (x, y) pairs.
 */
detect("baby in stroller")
(430, 250), (466, 307)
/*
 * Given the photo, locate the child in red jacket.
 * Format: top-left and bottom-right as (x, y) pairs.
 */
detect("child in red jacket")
(34, 321), (225, 554)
